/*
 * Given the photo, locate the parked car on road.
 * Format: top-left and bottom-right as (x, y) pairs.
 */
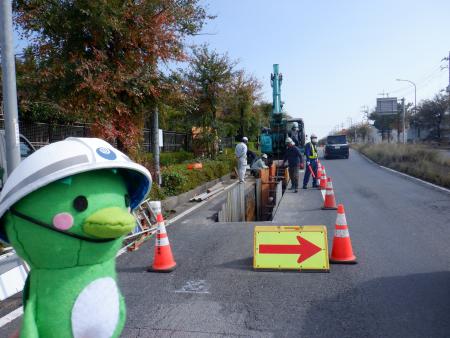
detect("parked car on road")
(324, 135), (349, 159)
(0, 130), (36, 187)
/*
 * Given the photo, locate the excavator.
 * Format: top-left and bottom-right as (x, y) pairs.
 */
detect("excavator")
(259, 64), (305, 160)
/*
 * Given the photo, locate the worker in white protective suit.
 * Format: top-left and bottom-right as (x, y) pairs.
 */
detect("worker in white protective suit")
(235, 137), (248, 183)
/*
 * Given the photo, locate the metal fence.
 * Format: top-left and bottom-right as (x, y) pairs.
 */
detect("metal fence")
(221, 136), (235, 149)
(0, 119), (192, 152)
(142, 129), (192, 152)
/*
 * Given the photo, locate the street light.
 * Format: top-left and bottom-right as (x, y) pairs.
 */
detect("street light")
(396, 78), (417, 143)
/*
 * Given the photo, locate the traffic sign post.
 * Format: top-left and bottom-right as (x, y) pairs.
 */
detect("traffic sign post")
(254, 226), (329, 271)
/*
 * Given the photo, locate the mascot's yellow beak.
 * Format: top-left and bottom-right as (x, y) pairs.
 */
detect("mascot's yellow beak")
(83, 207), (135, 239)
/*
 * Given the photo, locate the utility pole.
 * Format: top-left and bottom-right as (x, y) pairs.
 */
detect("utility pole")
(361, 105), (369, 122)
(153, 107), (161, 186)
(396, 78), (416, 143)
(446, 51), (450, 94)
(0, 0), (21, 175)
(401, 97), (406, 144)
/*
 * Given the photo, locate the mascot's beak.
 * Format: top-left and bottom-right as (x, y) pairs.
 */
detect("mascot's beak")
(83, 207), (135, 239)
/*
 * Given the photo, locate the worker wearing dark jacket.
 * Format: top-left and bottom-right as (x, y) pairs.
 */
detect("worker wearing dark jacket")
(303, 133), (319, 189)
(281, 141), (303, 193)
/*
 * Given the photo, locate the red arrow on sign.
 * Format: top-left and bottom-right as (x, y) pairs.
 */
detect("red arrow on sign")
(259, 236), (322, 263)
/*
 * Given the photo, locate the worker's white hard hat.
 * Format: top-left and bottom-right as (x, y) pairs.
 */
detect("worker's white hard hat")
(292, 122), (299, 128)
(310, 133), (318, 139)
(285, 137), (293, 144)
(290, 141), (296, 146)
(262, 154), (268, 159)
(0, 138), (152, 222)
(242, 137), (248, 142)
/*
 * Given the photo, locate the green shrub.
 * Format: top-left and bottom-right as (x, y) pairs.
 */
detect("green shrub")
(134, 151), (195, 168)
(161, 170), (186, 195)
(141, 149), (236, 200)
(154, 152), (236, 198)
(148, 183), (167, 201)
(160, 151), (195, 166)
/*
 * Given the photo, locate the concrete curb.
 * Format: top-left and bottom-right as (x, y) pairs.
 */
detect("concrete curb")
(162, 174), (233, 211)
(355, 150), (450, 194)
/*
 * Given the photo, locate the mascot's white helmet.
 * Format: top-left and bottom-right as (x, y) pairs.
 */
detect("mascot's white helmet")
(0, 138), (152, 221)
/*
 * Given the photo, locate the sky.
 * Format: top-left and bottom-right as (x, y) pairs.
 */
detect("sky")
(12, 0), (450, 138)
(187, 0), (450, 137)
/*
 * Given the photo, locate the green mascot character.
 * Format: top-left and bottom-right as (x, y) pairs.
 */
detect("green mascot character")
(0, 138), (152, 338)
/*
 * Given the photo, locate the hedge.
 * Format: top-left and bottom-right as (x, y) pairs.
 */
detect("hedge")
(148, 152), (236, 200)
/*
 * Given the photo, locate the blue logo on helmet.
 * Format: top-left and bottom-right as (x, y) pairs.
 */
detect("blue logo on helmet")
(96, 147), (117, 160)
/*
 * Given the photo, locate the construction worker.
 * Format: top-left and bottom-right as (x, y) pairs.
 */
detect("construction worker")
(303, 133), (319, 189)
(250, 153), (268, 177)
(281, 141), (303, 193)
(235, 136), (248, 183)
(247, 148), (257, 167)
(251, 153), (269, 170)
(289, 122), (300, 146)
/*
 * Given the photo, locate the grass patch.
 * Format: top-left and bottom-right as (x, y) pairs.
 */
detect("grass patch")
(353, 143), (450, 188)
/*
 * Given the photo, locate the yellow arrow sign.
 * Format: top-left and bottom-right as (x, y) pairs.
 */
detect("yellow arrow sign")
(254, 226), (329, 271)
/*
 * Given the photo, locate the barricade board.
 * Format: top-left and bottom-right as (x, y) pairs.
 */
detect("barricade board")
(254, 226), (329, 271)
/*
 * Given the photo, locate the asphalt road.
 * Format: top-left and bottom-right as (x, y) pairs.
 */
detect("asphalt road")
(1, 149), (450, 337)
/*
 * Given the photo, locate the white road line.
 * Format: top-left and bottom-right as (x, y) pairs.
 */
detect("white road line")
(0, 306), (23, 328)
(358, 151), (450, 194)
(1, 181), (239, 328)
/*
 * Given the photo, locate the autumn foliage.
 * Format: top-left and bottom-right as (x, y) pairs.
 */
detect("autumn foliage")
(13, 0), (209, 153)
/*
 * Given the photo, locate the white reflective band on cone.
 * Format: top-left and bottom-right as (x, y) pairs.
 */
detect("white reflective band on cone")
(326, 189), (333, 195)
(149, 201), (162, 215)
(157, 224), (167, 234)
(156, 237), (170, 246)
(336, 214), (347, 225)
(334, 229), (350, 238)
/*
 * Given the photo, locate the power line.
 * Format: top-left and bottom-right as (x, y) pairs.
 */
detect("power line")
(384, 64), (445, 97)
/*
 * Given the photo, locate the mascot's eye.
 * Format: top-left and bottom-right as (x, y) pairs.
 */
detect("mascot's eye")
(73, 196), (88, 212)
(124, 194), (130, 208)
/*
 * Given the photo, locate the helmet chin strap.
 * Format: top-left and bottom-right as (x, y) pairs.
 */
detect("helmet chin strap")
(9, 208), (115, 243)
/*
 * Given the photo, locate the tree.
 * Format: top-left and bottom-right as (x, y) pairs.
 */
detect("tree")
(183, 44), (236, 128)
(356, 123), (371, 143)
(181, 45), (236, 154)
(221, 70), (262, 139)
(369, 101), (413, 142)
(415, 93), (449, 142)
(13, 0), (211, 153)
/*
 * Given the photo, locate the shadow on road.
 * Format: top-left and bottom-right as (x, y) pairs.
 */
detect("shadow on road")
(218, 257), (254, 271)
(117, 266), (149, 273)
(301, 271), (450, 337)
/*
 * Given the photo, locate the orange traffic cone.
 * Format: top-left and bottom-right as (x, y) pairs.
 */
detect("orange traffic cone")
(314, 164), (322, 189)
(320, 167), (327, 190)
(147, 213), (177, 272)
(322, 177), (337, 210)
(330, 204), (357, 264)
